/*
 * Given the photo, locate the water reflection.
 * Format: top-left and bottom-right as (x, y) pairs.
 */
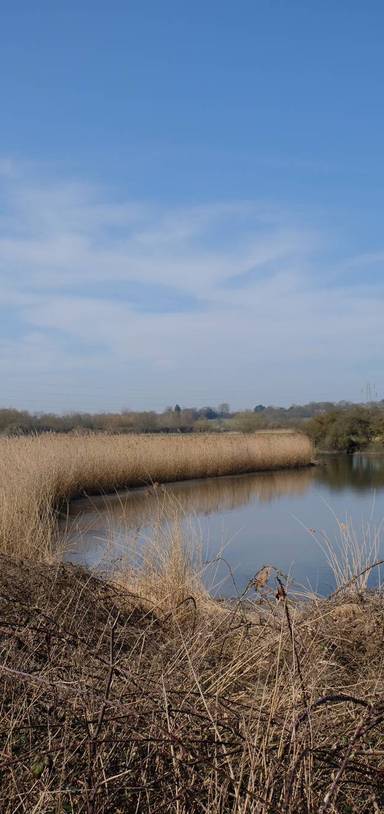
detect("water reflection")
(61, 469), (313, 557)
(316, 453), (384, 492)
(60, 454), (384, 595)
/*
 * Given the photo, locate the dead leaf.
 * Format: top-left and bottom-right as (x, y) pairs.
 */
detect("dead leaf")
(276, 583), (286, 602)
(252, 566), (272, 591)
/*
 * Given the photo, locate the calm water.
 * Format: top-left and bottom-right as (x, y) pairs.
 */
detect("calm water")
(60, 454), (384, 596)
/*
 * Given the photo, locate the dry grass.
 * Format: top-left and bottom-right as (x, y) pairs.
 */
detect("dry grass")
(1, 547), (384, 814)
(0, 431), (312, 559)
(309, 518), (383, 593)
(4, 430), (383, 811)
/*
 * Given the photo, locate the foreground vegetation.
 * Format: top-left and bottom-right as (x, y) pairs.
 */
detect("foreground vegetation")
(0, 431), (312, 559)
(1, 540), (384, 813)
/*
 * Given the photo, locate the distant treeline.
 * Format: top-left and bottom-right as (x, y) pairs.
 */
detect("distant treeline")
(1, 401), (384, 451)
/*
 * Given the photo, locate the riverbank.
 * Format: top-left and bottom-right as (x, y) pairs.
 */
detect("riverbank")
(0, 431), (312, 559)
(1, 553), (383, 813)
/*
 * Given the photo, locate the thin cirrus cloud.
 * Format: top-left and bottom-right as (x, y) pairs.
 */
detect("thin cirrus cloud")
(0, 161), (383, 411)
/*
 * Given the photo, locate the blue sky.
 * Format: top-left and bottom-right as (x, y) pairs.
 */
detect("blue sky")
(1, 1), (384, 411)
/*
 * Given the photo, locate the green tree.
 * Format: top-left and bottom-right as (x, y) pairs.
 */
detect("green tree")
(307, 408), (374, 452)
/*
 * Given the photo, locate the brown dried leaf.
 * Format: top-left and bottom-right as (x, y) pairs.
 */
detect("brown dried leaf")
(252, 566), (272, 591)
(275, 583), (286, 602)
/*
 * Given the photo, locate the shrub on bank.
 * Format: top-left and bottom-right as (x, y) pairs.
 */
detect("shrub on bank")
(307, 406), (383, 452)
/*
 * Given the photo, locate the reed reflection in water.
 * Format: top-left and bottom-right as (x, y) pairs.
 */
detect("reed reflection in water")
(60, 455), (384, 595)
(61, 468), (313, 557)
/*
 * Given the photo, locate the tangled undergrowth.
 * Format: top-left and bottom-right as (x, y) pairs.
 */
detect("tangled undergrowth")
(1, 556), (384, 813)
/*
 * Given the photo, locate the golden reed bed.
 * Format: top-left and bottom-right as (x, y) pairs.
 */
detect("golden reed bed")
(0, 431), (312, 558)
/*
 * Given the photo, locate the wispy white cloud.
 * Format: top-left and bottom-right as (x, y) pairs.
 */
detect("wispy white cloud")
(0, 161), (383, 410)
(0, 170), (313, 296)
